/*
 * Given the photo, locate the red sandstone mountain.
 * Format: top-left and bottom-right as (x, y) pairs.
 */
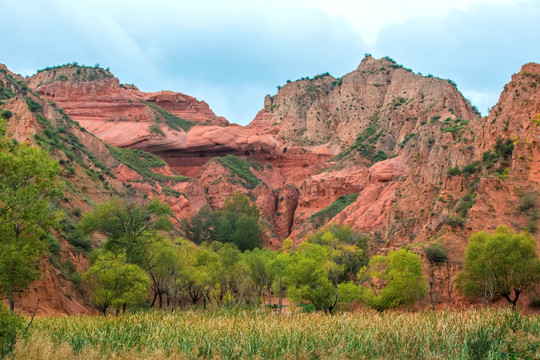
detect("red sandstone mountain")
(28, 56), (483, 245)
(1, 56), (539, 313)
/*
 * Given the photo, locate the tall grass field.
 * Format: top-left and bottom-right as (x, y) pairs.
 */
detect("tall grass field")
(10, 308), (540, 359)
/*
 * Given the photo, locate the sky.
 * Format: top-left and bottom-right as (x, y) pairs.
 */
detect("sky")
(2, 0), (539, 125)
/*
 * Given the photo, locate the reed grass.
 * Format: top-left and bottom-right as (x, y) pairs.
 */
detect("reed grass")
(12, 308), (540, 359)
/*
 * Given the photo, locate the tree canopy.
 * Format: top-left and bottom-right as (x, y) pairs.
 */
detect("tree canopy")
(456, 226), (540, 306)
(0, 122), (63, 312)
(362, 249), (427, 311)
(180, 191), (264, 251)
(81, 197), (172, 270)
(83, 252), (149, 315)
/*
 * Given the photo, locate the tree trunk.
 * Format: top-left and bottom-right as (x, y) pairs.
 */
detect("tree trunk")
(446, 262), (453, 307)
(8, 285), (14, 313)
(502, 289), (521, 307)
(151, 292), (158, 308)
(429, 267), (436, 311)
(25, 298), (40, 332)
(277, 274), (283, 314)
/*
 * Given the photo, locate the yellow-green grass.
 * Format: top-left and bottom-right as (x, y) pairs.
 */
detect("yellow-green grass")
(12, 308), (540, 359)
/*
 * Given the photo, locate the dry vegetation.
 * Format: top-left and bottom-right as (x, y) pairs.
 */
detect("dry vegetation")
(11, 308), (540, 359)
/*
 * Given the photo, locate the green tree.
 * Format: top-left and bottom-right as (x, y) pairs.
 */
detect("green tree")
(179, 206), (218, 244)
(0, 122), (63, 312)
(285, 241), (342, 314)
(0, 303), (24, 358)
(425, 243), (449, 310)
(146, 239), (178, 309)
(456, 226), (540, 307)
(306, 224), (369, 282)
(217, 192), (264, 251)
(181, 192), (264, 251)
(362, 249), (427, 311)
(175, 240), (210, 307)
(80, 197), (172, 270)
(83, 252), (149, 315)
(242, 247), (275, 305)
(285, 226), (368, 314)
(270, 249), (290, 313)
(222, 191), (260, 219)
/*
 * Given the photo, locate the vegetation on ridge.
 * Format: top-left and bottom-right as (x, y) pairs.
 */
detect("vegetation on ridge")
(309, 193), (359, 228)
(107, 145), (190, 184)
(140, 100), (193, 132)
(213, 154), (262, 189)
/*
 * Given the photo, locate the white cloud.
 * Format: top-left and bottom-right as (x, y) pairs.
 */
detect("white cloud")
(291, 0), (533, 43)
(3, 0), (538, 124)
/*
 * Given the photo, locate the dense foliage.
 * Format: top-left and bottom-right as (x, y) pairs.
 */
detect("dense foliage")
(83, 252), (150, 315)
(0, 304), (24, 359)
(180, 192), (264, 251)
(0, 121), (63, 312)
(81, 197), (173, 269)
(456, 226), (540, 306)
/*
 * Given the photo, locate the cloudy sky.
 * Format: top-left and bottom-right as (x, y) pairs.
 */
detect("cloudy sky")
(2, 0), (539, 124)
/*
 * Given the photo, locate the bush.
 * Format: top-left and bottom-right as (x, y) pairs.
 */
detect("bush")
(25, 98), (42, 113)
(60, 218), (93, 253)
(0, 304), (25, 358)
(1, 110), (12, 119)
(447, 166), (462, 177)
(494, 138), (514, 161)
(482, 138), (514, 169)
(482, 151), (499, 169)
(426, 243), (448, 265)
(149, 124), (164, 136)
(518, 193), (536, 213)
(455, 194), (476, 218)
(462, 163), (477, 175)
(525, 209), (539, 234)
(447, 215), (466, 228)
(529, 295), (540, 309)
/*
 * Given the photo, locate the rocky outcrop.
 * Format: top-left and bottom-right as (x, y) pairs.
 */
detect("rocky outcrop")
(251, 56), (478, 151)
(25, 59), (540, 258)
(28, 65), (228, 145)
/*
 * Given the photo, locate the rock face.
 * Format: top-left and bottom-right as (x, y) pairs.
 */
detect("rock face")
(25, 57), (485, 246)
(29, 65), (228, 150)
(8, 57), (539, 312)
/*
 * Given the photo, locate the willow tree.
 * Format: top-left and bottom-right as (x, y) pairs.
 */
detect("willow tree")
(456, 226), (540, 307)
(0, 122), (63, 312)
(80, 197), (172, 270)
